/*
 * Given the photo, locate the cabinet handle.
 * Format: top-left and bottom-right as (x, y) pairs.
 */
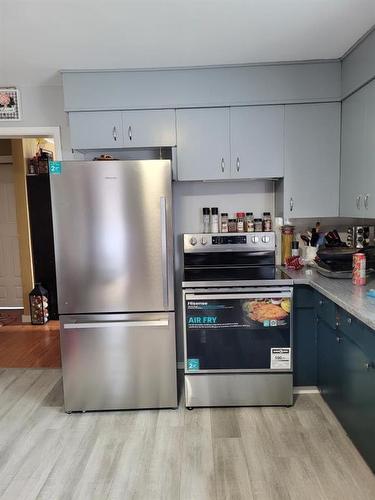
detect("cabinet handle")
(364, 194), (369, 210)
(112, 126), (117, 141)
(356, 195), (361, 210)
(236, 157), (240, 172)
(290, 197), (294, 212)
(319, 299), (324, 306)
(336, 336), (342, 343)
(128, 126), (132, 141)
(221, 158), (225, 173)
(365, 362), (372, 370)
(347, 317), (352, 325)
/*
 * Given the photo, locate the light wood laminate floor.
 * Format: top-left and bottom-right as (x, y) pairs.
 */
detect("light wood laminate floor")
(0, 369), (374, 500)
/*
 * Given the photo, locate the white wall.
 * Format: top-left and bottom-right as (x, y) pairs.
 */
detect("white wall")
(172, 179), (274, 361)
(0, 84), (73, 160)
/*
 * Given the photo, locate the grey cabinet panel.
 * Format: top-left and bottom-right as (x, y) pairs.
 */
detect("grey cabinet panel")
(176, 108), (230, 181)
(230, 106), (284, 179)
(340, 88), (367, 217)
(122, 109), (176, 147)
(69, 111), (124, 149)
(284, 103), (340, 218)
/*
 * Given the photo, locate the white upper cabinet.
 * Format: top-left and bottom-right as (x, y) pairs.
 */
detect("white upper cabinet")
(283, 103), (341, 218)
(122, 109), (176, 147)
(230, 106), (284, 179)
(69, 111), (124, 149)
(176, 108), (230, 181)
(340, 80), (375, 218)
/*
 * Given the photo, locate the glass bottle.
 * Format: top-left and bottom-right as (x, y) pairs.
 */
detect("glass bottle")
(221, 213), (228, 233)
(211, 207), (219, 233)
(202, 208), (210, 233)
(263, 212), (272, 232)
(236, 212), (245, 232)
(245, 212), (254, 232)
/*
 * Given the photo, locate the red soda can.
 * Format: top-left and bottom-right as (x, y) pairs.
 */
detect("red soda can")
(352, 253), (366, 286)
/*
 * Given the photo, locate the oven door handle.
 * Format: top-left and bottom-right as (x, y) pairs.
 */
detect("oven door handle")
(185, 292), (292, 300)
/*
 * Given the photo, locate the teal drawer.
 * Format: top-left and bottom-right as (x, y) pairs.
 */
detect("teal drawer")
(338, 308), (375, 359)
(315, 292), (338, 330)
(293, 285), (315, 308)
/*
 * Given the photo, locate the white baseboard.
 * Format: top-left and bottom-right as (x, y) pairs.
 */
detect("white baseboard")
(22, 315), (31, 323)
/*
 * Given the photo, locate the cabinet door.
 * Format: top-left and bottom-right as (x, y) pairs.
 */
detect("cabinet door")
(122, 109), (176, 147)
(69, 111), (124, 149)
(284, 103), (340, 218)
(340, 88), (367, 217)
(176, 108), (230, 181)
(363, 80), (375, 217)
(230, 106), (284, 179)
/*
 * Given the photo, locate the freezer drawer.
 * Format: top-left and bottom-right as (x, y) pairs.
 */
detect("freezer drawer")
(60, 312), (177, 412)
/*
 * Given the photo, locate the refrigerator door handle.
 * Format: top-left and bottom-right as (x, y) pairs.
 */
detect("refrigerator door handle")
(64, 319), (169, 329)
(160, 196), (169, 310)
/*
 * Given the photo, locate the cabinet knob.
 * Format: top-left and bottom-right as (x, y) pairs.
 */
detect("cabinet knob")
(236, 157), (240, 172)
(221, 158), (225, 173)
(336, 336), (342, 343)
(112, 126), (118, 141)
(128, 126), (132, 141)
(347, 317), (352, 325)
(356, 195), (361, 210)
(319, 299), (324, 306)
(290, 197), (294, 212)
(365, 362), (372, 370)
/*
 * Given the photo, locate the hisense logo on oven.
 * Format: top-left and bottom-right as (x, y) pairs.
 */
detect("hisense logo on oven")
(188, 316), (218, 324)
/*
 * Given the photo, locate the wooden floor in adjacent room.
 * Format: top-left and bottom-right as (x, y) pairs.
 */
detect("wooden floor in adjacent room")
(0, 368), (374, 500)
(0, 321), (61, 368)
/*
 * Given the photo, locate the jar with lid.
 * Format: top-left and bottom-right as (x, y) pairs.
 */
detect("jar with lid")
(236, 212), (245, 232)
(211, 207), (219, 233)
(221, 213), (228, 233)
(263, 212), (272, 232)
(254, 218), (263, 232)
(245, 212), (254, 232)
(202, 207), (210, 233)
(228, 219), (237, 232)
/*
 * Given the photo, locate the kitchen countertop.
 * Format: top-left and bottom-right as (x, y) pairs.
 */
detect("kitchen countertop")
(283, 267), (375, 331)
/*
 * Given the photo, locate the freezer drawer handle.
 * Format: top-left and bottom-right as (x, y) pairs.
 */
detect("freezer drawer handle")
(64, 320), (169, 329)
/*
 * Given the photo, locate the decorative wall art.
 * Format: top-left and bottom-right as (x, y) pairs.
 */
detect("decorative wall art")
(0, 88), (21, 120)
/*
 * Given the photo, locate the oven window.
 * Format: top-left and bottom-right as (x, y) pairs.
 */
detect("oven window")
(185, 295), (292, 371)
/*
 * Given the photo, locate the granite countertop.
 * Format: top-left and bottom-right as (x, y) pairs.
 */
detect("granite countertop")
(283, 267), (375, 331)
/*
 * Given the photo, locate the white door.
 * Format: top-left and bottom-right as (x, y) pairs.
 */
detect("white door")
(0, 163), (23, 307)
(230, 105), (284, 179)
(176, 108), (230, 181)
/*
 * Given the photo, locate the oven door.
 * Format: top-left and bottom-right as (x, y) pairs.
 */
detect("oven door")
(183, 288), (293, 373)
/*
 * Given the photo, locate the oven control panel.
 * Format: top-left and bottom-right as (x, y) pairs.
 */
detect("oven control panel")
(184, 232), (275, 252)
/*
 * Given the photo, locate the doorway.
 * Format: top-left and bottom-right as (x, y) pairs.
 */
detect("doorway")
(0, 127), (62, 368)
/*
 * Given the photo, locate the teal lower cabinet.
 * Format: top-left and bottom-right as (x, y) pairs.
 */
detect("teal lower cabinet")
(293, 286), (317, 386)
(316, 296), (375, 472)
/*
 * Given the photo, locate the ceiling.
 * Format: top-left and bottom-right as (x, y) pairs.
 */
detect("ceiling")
(1, 0), (375, 86)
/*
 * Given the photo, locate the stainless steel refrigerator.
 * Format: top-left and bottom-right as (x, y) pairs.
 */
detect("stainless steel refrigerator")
(50, 160), (177, 412)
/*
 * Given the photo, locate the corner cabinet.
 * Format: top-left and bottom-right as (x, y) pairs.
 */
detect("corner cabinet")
(340, 79), (375, 217)
(176, 108), (230, 181)
(282, 103), (341, 218)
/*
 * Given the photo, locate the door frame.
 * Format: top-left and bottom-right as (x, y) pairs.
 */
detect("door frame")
(0, 127), (62, 159)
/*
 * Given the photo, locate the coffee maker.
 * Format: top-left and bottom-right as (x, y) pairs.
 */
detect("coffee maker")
(346, 226), (374, 249)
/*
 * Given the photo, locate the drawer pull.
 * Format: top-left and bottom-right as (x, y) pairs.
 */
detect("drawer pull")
(319, 299), (324, 306)
(347, 317), (352, 325)
(336, 336), (342, 343)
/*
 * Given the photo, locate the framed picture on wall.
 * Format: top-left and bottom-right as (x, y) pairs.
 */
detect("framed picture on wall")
(0, 88), (21, 120)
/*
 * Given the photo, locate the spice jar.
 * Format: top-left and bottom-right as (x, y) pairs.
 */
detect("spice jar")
(236, 212), (245, 232)
(228, 219), (237, 232)
(263, 212), (272, 232)
(254, 218), (263, 232)
(281, 225), (295, 264)
(202, 208), (210, 233)
(211, 207), (219, 233)
(245, 212), (254, 232)
(221, 213), (228, 233)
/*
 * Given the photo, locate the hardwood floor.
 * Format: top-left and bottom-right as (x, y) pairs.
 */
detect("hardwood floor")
(0, 369), (374, 499)
(0, 321), (61, 368)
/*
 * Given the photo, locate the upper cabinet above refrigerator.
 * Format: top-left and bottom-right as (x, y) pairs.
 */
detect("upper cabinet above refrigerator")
(69, 109), (176, 150)
(230, 105), (284, 179)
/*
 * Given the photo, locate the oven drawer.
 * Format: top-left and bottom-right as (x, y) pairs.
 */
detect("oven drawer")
(183, 289), (293, 373)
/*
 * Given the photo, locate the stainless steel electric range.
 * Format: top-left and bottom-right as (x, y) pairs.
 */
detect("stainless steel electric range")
(182, 232), (294, 408)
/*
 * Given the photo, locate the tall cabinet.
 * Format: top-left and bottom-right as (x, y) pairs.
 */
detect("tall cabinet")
(282, 103), (341, 218)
